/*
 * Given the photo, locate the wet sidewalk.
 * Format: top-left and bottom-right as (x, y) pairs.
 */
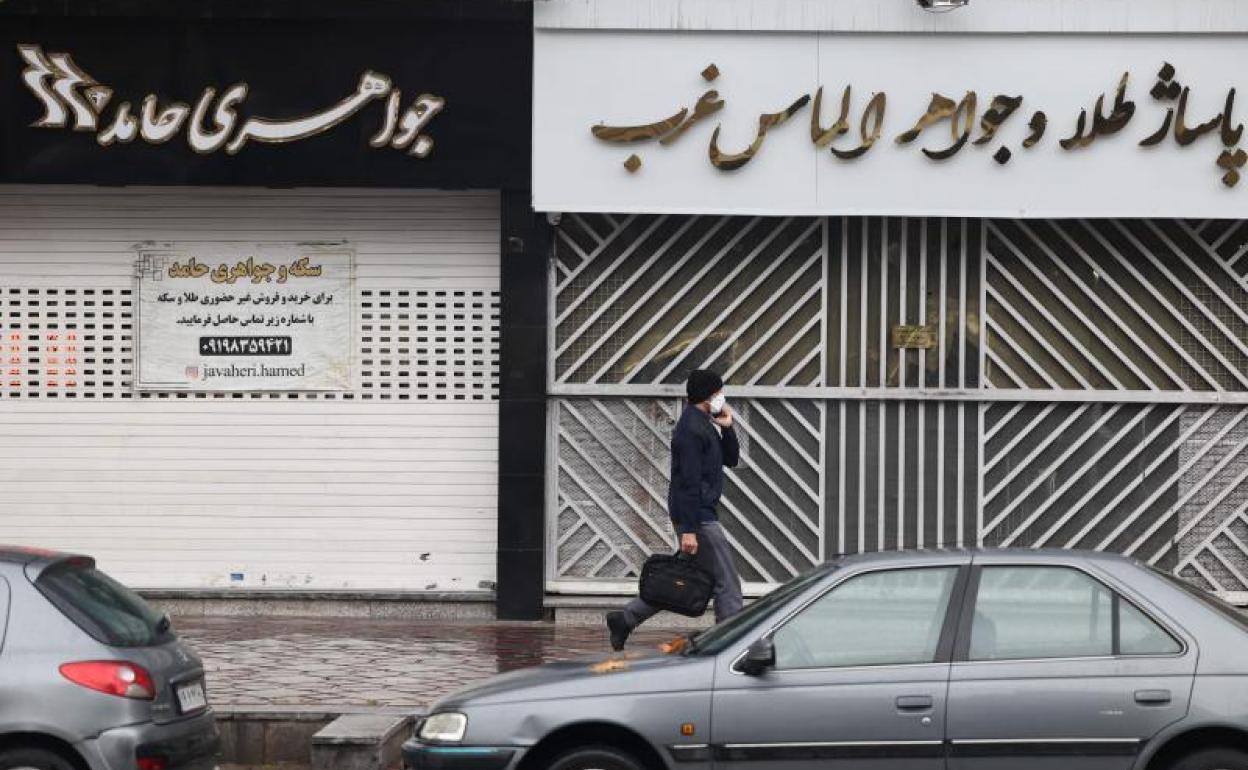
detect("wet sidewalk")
(178, 617), (684, 711)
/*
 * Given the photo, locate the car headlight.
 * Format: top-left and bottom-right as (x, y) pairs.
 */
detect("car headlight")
(420, 712), (468, 743)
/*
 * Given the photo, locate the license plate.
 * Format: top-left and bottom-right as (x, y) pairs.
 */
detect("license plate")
(176, 680), (207, 713)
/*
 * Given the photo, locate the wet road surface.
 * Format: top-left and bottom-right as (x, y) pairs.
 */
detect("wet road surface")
(178, 617), (683, 710)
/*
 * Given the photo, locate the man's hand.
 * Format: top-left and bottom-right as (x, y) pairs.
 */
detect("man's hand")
(680, 533), (699, 555)
(713, 403), (734, 429)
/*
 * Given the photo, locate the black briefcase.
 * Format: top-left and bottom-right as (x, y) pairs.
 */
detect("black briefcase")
(638, 552), (715, 617)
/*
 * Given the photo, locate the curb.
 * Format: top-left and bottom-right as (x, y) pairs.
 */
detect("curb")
(216, 705), (421, 767)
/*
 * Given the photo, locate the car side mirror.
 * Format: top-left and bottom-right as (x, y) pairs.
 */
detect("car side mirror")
(740, 638), (776, 676)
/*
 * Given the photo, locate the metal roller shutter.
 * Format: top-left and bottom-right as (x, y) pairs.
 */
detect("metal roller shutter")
(547, 214), (1248, 603)
(0, 186), (500, 592)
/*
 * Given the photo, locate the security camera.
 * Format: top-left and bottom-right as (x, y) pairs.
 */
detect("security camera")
(917, 0), (970, 11)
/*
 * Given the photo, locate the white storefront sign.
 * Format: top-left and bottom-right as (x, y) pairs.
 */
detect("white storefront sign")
(136, 244), (354, 391)
(534, 32), (1248, 218)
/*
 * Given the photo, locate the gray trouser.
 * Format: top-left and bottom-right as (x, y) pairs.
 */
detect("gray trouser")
(623, 520), (744, 629)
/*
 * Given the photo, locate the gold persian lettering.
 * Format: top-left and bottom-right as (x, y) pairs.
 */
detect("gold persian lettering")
(1022, 111), (1048, 149)
(167, 258), (211, 279)
(924, 92), (977, 161)
(585, 59), (1248, 190)
(592, 108), (690, 143)
(811, 86), (852, 148)
(660, 91), (725, 146)
(1174, 87), (1224, 147)
(1221, 89), (1244, 147)
(709, 94), (810, 171)
(896, 93), (958, 145)
(1062, 74), (1134, 150)
(974, 95), (1023, 146)
(1217, 148), (1247, 188)
(830, 92), (887, 160)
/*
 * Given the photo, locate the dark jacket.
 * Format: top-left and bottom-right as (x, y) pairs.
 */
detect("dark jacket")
(668, 404), (740, 535)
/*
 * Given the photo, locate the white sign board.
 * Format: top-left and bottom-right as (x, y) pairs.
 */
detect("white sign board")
(136, 245), (354, 391)
(534, 32), (1248, 218)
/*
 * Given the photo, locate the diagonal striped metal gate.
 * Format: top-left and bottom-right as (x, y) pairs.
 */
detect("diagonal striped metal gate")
(547, 215), (1248, 602)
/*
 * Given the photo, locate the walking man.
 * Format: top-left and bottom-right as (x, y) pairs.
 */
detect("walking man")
(607, 369), (744, 650)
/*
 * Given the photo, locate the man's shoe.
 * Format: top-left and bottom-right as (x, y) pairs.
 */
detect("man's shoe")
(606, 611), (631, 651)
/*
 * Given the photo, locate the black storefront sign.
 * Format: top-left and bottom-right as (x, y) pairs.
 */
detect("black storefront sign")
(0, 13), (529, 189)
(0, 2), (548, 620)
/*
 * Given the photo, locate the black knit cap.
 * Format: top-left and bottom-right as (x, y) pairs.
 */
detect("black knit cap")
(686, 369), (723, 404)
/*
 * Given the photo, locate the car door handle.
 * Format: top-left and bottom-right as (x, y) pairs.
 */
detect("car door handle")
(896, 695), (934, 711)
(1135, 689), (1172, 705)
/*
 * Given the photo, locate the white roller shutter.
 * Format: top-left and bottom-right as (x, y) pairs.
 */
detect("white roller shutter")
(0, 187), (499, 592)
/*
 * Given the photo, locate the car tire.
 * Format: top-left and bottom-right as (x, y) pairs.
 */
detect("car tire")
(1170, 747), (1248, 770)
(548, 745), (646, 770)
(0, 748), (78, 770)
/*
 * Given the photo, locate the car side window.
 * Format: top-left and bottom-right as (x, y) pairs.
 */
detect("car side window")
(773, 567), (959, 670)
(971, 567), (1112, 661)
(1119, 598), (1181, 655)
(970, 566), (1180, 661)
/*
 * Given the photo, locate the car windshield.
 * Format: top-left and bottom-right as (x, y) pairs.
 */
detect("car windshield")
(687, 565), (833, 656)
(1152, 567), (1248, 632)
(35, 560), (175, 648)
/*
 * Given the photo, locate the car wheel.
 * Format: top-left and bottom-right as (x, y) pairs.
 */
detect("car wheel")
(548, 745), (646, 770)
(0, 748), (77, 770)
(1170, 747), (1248, 770)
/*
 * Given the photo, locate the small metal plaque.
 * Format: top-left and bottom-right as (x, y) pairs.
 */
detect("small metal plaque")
(891, 324), (937, 350)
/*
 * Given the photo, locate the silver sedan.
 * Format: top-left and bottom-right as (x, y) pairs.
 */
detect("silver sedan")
(405, 548), (1248, 770)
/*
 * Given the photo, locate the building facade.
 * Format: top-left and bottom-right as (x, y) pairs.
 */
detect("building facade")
(5, 0), (1247, 620)
(530, 0), (1248, 609)
(0, 0), (542, 607)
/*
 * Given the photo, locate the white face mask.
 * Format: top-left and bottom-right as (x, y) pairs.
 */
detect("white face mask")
(709, 393), (727, 416)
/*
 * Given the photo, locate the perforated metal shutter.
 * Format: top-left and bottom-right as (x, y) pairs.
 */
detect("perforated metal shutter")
(0, 187), (499, 591)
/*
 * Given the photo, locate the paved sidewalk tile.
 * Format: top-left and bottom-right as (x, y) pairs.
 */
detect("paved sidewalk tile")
(178, 617), (686, 710)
